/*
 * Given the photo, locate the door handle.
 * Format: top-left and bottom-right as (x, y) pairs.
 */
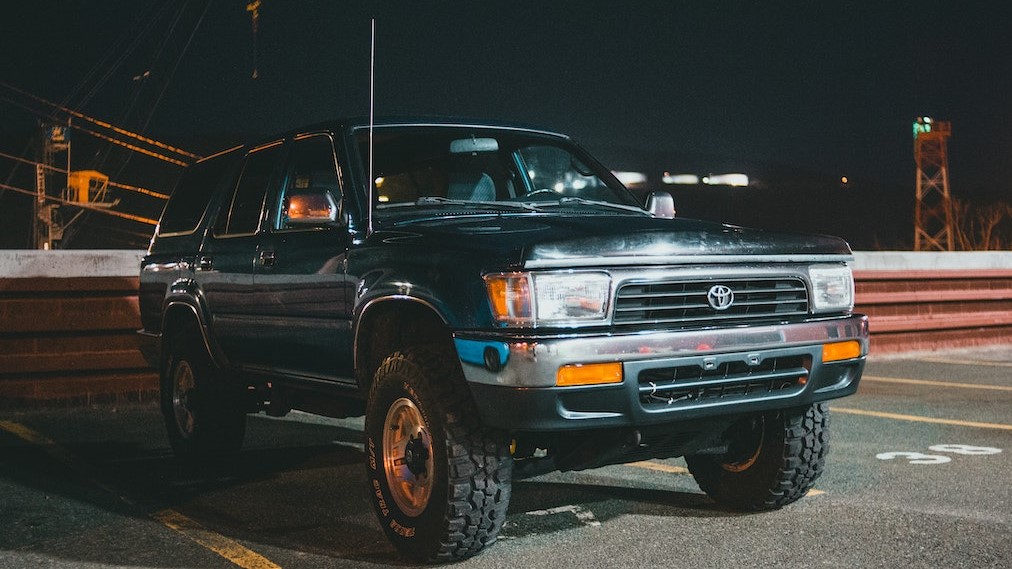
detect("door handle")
(259, 250), (276, 267)
(197, 256), (213, 271)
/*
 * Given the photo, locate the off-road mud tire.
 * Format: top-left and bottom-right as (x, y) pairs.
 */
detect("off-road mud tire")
(365, 346), (513, 562)
(685, 403), (829, 510)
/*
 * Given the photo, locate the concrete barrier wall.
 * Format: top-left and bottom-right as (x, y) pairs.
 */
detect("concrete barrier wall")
(0, 251), (154, 407)
(853, 251), (1012, 354)
(0, 250), (1010, 406)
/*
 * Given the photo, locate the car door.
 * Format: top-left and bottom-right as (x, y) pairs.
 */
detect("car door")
(252, 132), (356, 383)
(198, 141), (283, 368)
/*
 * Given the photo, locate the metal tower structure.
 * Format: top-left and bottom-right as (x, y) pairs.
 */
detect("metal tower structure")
(31, 121), (122, 249)
(913, 117), (954, 251)
(34, 123), (70, 250)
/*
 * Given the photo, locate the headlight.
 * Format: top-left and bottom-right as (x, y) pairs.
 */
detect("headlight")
(809, 265), (854, 313)
(485, 271), (612, 326)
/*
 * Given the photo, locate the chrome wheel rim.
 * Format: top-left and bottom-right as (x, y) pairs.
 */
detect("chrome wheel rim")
(172, 361), (197, 439)
(383, 397), (434, 517)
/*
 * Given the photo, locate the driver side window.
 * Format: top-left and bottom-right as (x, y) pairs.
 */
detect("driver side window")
(276, 134), (343, 230)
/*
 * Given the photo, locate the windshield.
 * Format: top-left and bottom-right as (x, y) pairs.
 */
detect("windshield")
(354, 126), (641, 213)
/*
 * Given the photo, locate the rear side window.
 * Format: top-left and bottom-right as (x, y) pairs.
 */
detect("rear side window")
(216, 143), (283, 236)
(158, 151), (240, 235)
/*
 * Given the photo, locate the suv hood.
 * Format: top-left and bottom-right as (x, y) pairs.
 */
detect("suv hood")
(375, 212), (853, 269)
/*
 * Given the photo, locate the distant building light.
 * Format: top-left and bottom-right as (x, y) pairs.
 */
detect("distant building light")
(841, 176), (849, 185)
(612, 171), (647, 186)
(377, 195), (390, 202)
(703, 173), (749, 187)
(662, 173), (700, 185)
(553, 182), (565, 192)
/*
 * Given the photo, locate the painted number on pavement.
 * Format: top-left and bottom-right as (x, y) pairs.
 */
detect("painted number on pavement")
(876, 444), (1002, 465)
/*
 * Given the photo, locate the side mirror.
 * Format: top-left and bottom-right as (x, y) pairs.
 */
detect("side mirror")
(645, 191), (676, 218)
(284, 191), (339, 226)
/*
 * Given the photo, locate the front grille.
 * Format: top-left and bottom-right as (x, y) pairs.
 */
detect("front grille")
(613, 278), (808, 327)
(638, 355), (810, 409)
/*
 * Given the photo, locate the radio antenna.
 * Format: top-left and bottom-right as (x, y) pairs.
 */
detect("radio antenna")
(367, 17), (376, 235)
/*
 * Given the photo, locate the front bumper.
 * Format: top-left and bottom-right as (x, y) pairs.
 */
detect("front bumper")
(454, 314), (868, 431)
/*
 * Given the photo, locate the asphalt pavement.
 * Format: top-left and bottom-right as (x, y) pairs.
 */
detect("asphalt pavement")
(1, 347), (1010, 568)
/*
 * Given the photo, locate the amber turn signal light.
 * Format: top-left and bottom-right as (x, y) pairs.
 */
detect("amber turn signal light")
(556, 362), (623, 387)
(822, 340), (861, 363)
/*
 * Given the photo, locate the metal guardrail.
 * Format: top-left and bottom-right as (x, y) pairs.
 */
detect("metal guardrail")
(0, 250), (1009, 405)
(855, 268), (1012, 353)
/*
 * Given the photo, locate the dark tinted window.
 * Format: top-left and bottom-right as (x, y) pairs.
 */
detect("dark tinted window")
(355, 126), (639, 209)
(158, 151), (240, 234)
(276, 135), (342, 229)
(217, 143), (282, 235)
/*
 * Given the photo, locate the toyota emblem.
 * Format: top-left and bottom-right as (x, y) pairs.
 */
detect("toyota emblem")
(706, 284), (734, 311)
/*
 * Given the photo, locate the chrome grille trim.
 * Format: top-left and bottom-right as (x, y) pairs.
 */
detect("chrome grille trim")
(614, 277), (809, 327)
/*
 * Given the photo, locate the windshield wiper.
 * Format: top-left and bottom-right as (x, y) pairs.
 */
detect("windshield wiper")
(405, 196), (541, 211)
(544, 196), (651, 215)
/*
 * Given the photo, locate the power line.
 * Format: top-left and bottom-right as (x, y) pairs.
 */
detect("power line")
(0, 81), (200, 160)
(74, 124), (190, 167)
(0, 150), (169, 200)
(69, 1), (176, 111)
(0, 92), (191, 168)
(0, 182), (158, 226)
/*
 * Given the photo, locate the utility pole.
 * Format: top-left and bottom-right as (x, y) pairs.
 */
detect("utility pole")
(247, 0), (261, 79)
(34, 123), (70, 249)
(913, 117), (954, 251)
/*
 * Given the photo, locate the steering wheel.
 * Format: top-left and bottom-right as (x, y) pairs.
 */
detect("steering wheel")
(523, 188), (559, 199)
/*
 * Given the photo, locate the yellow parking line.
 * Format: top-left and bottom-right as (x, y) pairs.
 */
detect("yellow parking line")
(833, 407), (1012, 431)
(916, 357), (1012, 369)
(627, 460), (825, 497)
(0, 420), (282, 569)
(863, 375), (1012, 392)
(627, 461), (689, 475)
(152, 510), (282, 569)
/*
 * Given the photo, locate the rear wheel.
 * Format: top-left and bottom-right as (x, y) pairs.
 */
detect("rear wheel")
(160, 332), (246, 462)
(365, 347), (512, 562)
(686, 403), (829, 510)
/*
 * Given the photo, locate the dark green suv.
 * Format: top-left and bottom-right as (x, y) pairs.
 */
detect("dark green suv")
(139, 118), (867, 562)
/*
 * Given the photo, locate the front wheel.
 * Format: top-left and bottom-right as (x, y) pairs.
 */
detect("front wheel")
(686, 403), (829, 510)
(365, 347), (512, 562)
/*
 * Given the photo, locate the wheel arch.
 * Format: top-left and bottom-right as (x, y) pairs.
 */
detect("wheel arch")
(161, 300), (220, 371)
(354, 295), (457, 393)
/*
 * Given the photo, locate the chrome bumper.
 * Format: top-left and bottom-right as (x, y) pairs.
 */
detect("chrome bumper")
(453, 315), (868, 431)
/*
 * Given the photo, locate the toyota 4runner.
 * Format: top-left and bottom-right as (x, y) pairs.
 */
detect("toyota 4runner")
(138, 118), (867, 562)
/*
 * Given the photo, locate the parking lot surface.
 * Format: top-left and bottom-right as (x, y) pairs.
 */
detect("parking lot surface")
(2, 347), (1010, 568)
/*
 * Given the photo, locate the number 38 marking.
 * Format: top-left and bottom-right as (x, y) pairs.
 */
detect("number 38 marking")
(876, 444), (1002, 465)
(928, 444), (1002, 456)
(876, 452), (951, 464)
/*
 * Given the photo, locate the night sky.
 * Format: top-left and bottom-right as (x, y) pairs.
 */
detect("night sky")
(2, 1), (1010, 248)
